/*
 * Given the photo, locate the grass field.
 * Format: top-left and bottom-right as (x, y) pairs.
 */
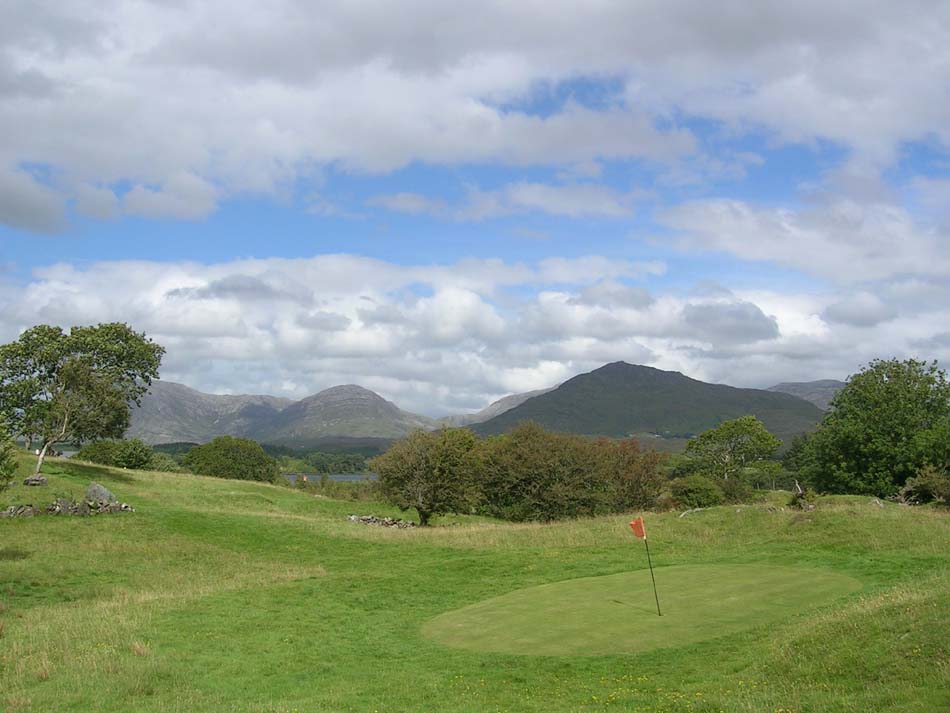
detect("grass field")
(1, 453), (948, 712)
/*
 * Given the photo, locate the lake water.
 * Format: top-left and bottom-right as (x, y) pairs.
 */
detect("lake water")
(283, 472), (378, 484)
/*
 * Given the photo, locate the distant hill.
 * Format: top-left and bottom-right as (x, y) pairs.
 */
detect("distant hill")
(767, 380), (845, 410)
(126, 381), (293, 444)
(472, 362), (823, 443)
(253, 385), (436, 447)
(127, 381), (435, 446)
(438, 388), (555, 427)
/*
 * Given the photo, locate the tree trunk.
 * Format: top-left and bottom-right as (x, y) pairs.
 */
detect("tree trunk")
(417, 509), (431, 527)
(34, 439), (55, 475)
(34, 412), (69, 476)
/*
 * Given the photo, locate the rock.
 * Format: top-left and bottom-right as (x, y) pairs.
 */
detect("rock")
(0, 505), (39, 518)
(85, 482), (116, 503)
(347, 514), (415, 528)
(23, 474), (48, 486)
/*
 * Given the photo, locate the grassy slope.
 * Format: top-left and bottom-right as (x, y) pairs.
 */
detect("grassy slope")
(0, 454), (948, 713)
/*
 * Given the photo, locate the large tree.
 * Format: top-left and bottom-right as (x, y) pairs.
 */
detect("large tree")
(803, 358), (950, 496)
(370, 428), (481, 526)
(0, 323), (164, 476)
(684, 415), (781, 481)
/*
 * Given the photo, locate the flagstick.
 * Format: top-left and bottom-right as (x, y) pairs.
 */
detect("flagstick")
(643, 536), (662, 616)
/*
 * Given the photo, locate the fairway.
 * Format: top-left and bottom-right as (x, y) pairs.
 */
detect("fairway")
(423, 564), (862, 656)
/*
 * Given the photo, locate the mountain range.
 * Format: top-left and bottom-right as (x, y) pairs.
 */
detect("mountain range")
(470, 362), (823, 443)
(767, 379), (845, 410)
(128, 363), (834, 448)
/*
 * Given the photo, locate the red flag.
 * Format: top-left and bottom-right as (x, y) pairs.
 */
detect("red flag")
(629, 516), (646, 539)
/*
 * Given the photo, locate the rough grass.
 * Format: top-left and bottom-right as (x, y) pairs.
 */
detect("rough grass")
(0, 453), (948, 712)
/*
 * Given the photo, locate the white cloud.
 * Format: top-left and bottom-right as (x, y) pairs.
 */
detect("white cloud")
(660, 197), (950, 282)
(5, 252), (950, 413)
(3, 1), (948, 222)
(372, 181), (636, 220)
(123, 172), (218, 220)
(822, 292), (896, 327)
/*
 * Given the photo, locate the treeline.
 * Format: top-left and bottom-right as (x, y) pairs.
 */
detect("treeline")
(79, 436), (281, 482)
(370, 422), (667, 525)
(82, 437), (370, 480)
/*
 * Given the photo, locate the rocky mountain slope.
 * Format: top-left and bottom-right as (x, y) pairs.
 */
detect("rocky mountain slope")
(253, 385), (436, 446)
(438, 388), (555, 427)
(127, 382), (434, 445)
(767, 379), (845, 410)
(126, 381), (293, 444)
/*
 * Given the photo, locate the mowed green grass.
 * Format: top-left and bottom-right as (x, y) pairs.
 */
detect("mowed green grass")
(424, 564), (862, 656)
(0, 453), (948, 712)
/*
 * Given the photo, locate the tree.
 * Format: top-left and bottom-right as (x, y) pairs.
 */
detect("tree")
(803, 358), (950, 496)
(684, 415), (781, 481)
(0, 323), (164, 476)
(0, 436), (17, 492)
(370, 428), (480, 526)
(183, 436), (280, 482)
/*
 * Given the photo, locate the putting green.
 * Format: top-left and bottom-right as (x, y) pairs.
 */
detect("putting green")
(422, 564), (862, 656)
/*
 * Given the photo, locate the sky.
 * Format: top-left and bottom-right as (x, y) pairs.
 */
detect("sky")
(2, 0), (950, 415)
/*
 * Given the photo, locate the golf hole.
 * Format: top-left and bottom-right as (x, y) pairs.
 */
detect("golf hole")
(422, 564), (862, 656)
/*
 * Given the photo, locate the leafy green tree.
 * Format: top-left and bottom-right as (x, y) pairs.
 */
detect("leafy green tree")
(370, 428), (481, 526)
(184, 436), (280, 482)
(0, 323), (164, 476)
(0, 436), (17, 492)
(803, 359), (950, 496)
(684, 415), (781, 481)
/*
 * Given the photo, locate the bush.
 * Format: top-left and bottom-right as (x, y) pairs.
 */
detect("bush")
(114, 439), (153, 469)
(670, 475), (724, 509)
(899, 465), (950, 506)
(789, 486), (818, 510)
(76, 440), (121, 465)
(0, 437), (17, 492)
(184, 436), (281, 483)
(720, 476), (754, 504)
(76, 438), (154, 469)
(146, 452), (187, 473)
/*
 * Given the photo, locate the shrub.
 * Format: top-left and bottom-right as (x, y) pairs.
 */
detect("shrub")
(899, 465), (950, 506)
(76, 438), (154, 469)
(0, 437), (17, 492)
(114, 439), (153, 469)
(146, 452), (187, 473)
(184, 436), (280, 483)
(720, 476), (754, 504)
(76, 440), (121, 465)
(476, 424), (605, 521)
(789, 486), (818, 510)
(670, 475), (724, 509)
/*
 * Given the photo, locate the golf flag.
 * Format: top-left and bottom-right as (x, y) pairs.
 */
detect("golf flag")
(629, 515), (661, 616)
